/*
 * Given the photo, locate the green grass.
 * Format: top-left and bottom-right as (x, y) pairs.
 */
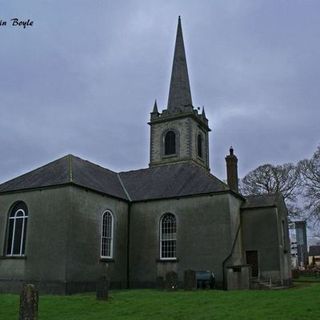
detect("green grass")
(294, 276), (320, 282)
(1, 283), (320, 320)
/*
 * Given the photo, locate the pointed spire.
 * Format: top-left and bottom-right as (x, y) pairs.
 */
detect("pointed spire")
(152, 99), (158, 113)
(167, 16), (193, 111)
(202, 106), (206, 118)
(150, 99), (159, 120)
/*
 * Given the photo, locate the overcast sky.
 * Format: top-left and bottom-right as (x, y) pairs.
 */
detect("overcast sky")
(1, 0), (319, 184)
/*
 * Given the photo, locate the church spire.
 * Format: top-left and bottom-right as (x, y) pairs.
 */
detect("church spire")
(149, 18), (210, 170)
(167, 16), (193, 111)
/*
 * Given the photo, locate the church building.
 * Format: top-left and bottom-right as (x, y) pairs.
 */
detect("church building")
(0, 18), (291, 294)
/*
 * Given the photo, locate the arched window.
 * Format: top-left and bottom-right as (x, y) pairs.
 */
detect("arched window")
(101, 210), (114, 258)
(164, 131), (176, 155)
(197, 134), (203, 158)
(160, 213), (177, 259)
(6, 202), (28, 256)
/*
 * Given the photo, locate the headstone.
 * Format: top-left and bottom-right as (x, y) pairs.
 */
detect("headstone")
(184, 270), (196, 290)
(156, 276), (165, 290)
(19, 284), (38, 320)
(96, 262), (109, 300)
(165, 271), (178, 290)
(96, 276), (109, 300)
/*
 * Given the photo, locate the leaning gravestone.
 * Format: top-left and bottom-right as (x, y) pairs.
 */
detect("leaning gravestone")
(184, 269), (196, 290)
(19, 283), (38, 320)
(165, 271), (178, 290)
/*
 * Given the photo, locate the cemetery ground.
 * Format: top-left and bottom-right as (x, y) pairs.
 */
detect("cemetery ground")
(1, 282), (320, 320)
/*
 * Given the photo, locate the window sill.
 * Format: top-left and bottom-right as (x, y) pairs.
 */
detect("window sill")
(162, 154), (177, 159)
(156, 258), (179, 263)
(100, 258), (115, 263)
(0, 255), (27, 260)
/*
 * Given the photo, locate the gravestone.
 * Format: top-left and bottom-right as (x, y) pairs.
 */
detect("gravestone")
(156, 276), (165, 290)
(165, 271), (178, 290)
(96, 277), (109, 300)
(184, 269), (196, 290)
(19, 283), (38, 320)
(96, 262), (109, 300)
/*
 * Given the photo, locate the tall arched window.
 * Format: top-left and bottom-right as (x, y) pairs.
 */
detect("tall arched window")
(6, 202), (28, 256)
(164, 131), (176, 155)
(101, 210), (114, 258)
(160, 213), (177, 259)
(197, 134), (203, 158)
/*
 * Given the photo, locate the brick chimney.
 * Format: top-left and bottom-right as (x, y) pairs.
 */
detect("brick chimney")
(225, 147), (239, 192)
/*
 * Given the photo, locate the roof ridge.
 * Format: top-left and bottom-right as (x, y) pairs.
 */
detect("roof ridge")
(69, 154), (119, 175)
(117, 173), (132, 201)
(68, 154), (73, 182)
(119, 166), (153, 174)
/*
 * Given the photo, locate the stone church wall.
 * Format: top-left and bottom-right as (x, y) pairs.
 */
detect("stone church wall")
(66, 186), (129, 292)
(188, 118), (210, 169)
(0, 185), (129, 294)
(0, 186), (71, 293)
(225, 194), (244, 266)
(242, 207), (280, 280)
(241, 204), (291, 285)
(128, 192), (243, 289)
(275, 198), (292, 284)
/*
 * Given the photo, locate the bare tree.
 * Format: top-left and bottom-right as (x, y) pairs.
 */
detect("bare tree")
(299, 146), (320, 222)
(240, 163), (301, 217)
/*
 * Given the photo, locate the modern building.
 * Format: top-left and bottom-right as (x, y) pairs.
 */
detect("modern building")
(289, 221), (308, 268)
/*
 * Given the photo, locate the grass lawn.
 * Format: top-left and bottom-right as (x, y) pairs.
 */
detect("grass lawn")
(294, 276), (320, 282)
(1, 283), (320, 320)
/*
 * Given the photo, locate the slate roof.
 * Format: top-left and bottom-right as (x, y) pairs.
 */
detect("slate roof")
(0, 155), (128, 200)
(71, 156), (127, 200)
(0, 156), (70, 192)
(309, 246), (320, 256)
(242, 193), (279, 209)
(0, 154), (230, 202)
(119, 163), (230, 201)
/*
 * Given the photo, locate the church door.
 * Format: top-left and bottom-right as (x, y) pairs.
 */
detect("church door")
(246, 250), (259, 277)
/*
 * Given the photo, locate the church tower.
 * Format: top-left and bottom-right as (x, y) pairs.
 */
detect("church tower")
(149, 17), (211, 170)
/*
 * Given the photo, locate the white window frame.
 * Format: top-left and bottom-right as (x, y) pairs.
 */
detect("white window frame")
(160, 213), (177, 260)
(100, 210), (114, 259)
(7, 207), (28, 257)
